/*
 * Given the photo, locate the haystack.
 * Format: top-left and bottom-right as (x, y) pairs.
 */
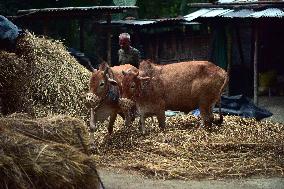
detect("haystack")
(0, 31), (91, 118)
(0, 126), (101, 189)
(0, 113), (90, 154)
(93, 115), (284, 180)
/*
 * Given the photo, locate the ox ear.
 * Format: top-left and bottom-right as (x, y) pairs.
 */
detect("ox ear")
(99, 61), (109, 71)
(104, 66), (109, 76)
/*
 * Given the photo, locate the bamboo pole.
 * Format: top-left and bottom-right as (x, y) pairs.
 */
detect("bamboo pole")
(226, 25), (232, 96)
(253, 25), (259, 105)
(79, 19), (85, 53)
(107, 13), (112, 66)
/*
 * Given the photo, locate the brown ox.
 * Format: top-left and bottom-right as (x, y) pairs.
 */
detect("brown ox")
(121, 60), (228, 133)
(86, 63), (137, 146)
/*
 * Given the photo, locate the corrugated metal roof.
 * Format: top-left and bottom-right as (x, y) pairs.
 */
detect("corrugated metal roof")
(184, 9), (212, 20)
(18, 6), (138, 13)
(184, 7), (284, 20)
(99, 17), (186, 26)
(202, 8), (234, 17)
(218, 0), (257, 3)
(111, 20), (156, 25)
(17, 6), (138, 18)
(249, 8), (284, 17)
(222, 9), (254, 17)
(218, 0), (283, 3)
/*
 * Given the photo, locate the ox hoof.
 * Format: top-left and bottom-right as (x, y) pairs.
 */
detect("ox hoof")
(138, 128), (146, 135)
(89, 143), (99, 154)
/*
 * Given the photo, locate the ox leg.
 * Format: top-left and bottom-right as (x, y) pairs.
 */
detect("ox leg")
(156, 111), (166, 131)
(108, 114), (117, 135)
(200, 106), (213, 130)
(89, 108), (97, 152)
(139, 114), (146, 134)
(124, 108), (135, 127)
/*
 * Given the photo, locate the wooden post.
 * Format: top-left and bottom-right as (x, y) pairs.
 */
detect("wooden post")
(155, 34), (159, 63)
(236, 26), (245, 66)
(226, 25), (232, 96)
(253, 25), (259, 105)
(107, 13), (112, 65)
(79, 19), (85, 53)
(42, 18), (49, 36)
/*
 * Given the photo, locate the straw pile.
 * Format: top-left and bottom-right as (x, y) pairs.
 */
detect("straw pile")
(0, 113), (90, 154)
(0, 126), (100, 189)
(93, 115), (284, 180)
(0, 31), (90, 118)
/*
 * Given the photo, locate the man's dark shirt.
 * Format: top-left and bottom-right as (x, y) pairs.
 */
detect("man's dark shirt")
(118, 46), (140, 68)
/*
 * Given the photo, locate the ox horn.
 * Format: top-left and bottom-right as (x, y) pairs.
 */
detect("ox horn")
(122, 70), (127, 76)
(108, 78), (118, 85)
(138, 76), (151, 80)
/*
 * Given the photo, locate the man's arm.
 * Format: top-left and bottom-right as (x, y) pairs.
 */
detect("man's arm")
(118, 49), (122, 65)
(133, 48), (141, 68)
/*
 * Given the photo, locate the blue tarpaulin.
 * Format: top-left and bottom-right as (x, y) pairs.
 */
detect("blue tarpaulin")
(0, 15), (21, 51)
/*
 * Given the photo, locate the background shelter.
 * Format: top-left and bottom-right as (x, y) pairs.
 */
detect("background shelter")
(185, 0), (284, 104)
(95, 17), (211, 66)
(12, 6), (138, 65)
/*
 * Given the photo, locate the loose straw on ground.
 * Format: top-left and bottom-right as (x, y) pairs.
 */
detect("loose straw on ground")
(93, 115), (284, 180)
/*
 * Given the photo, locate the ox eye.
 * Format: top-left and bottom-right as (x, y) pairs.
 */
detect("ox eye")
(99, 81), (105, 87)
(130, 82), (135, 89)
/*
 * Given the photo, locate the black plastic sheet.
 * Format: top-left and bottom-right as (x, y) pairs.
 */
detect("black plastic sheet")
(213, 94), (273, 120)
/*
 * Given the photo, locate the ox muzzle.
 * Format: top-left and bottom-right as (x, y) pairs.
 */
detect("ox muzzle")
(85, 93), (101, 109)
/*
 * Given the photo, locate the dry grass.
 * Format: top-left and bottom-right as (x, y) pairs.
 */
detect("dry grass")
(0, 32), (90, 119)
(0, 123), (100, 189)
(93, 115), (284, 180)
(0, 113), (91, 154)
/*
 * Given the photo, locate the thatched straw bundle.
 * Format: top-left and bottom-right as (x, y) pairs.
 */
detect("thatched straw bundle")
(0, 32), (91, 118)
(93, 115), (284, 180)
(0, 126), (101, 189)
(0, 114), (90, 154)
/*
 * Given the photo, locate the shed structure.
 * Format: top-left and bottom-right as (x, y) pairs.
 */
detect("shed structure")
(95, 18), (210, 65)
(185, 0), (284, 105)
(14, 6), (138, 65)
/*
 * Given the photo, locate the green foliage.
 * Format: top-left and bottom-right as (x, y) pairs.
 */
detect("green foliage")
(136, 0), (183, 18)
(113, 0), (137, 6)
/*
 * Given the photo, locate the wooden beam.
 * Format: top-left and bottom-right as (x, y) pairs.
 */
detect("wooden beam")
(253, 25), (259, 105)
(236, 25), (245, 66)
(226, 25), (232, 96)
(106, 12), (112, 65)
(79, 19), (85, 52)
(42, 18), (49, 36)
(155, 34), (159, 63)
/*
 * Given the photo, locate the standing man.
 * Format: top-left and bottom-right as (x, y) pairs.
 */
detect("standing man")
(118, 33), (140, 68)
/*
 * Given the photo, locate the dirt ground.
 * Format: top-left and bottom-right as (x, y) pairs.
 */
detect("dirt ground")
(97, 169), (284, 189)
(259, 96), (284, 123)
(97, 96), (284, 189)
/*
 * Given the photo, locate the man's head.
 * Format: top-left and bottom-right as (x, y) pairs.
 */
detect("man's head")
(119, 33), (131, 50)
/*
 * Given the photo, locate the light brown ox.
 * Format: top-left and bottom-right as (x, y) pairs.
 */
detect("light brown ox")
(121, 60), (228, 133)
(86, 63), (137, 146)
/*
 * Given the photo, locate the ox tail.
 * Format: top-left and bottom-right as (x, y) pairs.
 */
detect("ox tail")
(214, 73), (229, 125)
